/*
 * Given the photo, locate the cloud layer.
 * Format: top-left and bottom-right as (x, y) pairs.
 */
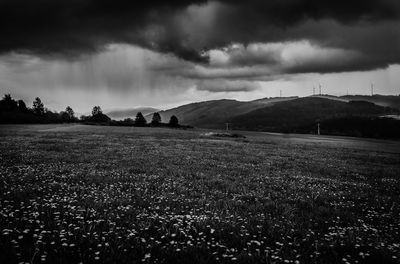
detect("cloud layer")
(0, 0), (399, 71)
(196, 79), (261, 92)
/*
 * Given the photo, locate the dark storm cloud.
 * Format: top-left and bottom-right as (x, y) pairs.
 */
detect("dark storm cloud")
(0, 0), (399, 73)
(150, 40), (393, 81)
(222, 0), (400, 24)
(0, 0), (209, 62)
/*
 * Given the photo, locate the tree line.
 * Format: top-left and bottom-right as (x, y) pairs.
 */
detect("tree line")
(81, 105), (180, 127)
(0, 94), (77, 123)
(0, 94), (181, 127)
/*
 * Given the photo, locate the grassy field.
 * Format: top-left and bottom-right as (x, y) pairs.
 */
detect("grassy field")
(0, 124), (399, 264)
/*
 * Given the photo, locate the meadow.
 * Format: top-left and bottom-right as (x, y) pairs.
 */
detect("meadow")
(0, 124), (399, 264)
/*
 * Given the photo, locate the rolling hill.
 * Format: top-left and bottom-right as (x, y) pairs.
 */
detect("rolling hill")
(306, 94), (400, 110)
(230, 97), (398, 133)
(154, 97), (298, 128)
(340, 95), (400, 110)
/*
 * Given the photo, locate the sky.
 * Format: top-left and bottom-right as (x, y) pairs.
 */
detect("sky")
(0, 0), (399, 113)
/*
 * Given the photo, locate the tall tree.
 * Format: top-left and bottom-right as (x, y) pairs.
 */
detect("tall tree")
(88, 106), (110, 123)
(151, 112), (161, 125)
(169, 115), (179, 127)
(65, 106), (75, 120)
(32, 97), (44, 115)
(3, 94), (11, 101)
(92, 106), (102, 116)
(0, 94), (18, 111)
(135, 112), (147, 126)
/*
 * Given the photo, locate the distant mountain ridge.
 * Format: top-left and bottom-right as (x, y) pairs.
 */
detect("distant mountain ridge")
(106, 107), (159, 120)
(311, 94), (400, 110)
